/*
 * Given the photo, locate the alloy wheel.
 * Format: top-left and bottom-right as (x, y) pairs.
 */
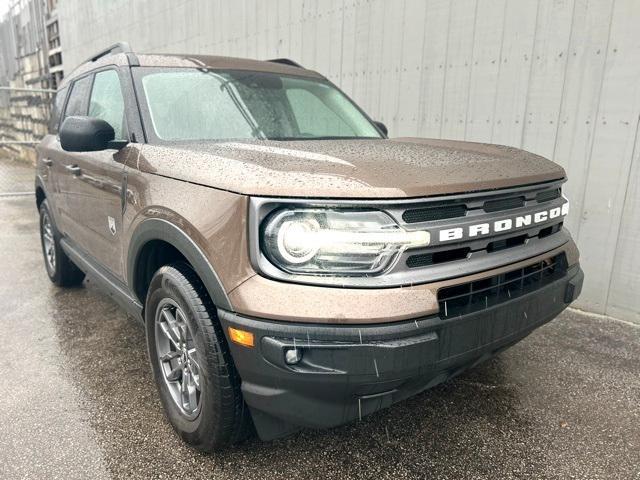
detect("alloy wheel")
(155, 299), (202, 419)
(41, 211), (56, 273)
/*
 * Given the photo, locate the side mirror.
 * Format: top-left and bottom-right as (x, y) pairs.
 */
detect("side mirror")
(373, 121), (388, 137)
(59, 116), (127, 152)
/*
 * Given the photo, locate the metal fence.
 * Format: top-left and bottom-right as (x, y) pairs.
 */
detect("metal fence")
(0, 86), (53, 196)
(0, 85), (53, 166)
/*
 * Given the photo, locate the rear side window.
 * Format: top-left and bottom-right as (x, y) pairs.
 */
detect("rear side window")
(63, 75), (92, 118)
(48, 86), (68, 134)
(88, 70), (127, 140)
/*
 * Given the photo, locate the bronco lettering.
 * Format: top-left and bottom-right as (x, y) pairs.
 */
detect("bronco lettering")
(438, 202), (569, 243)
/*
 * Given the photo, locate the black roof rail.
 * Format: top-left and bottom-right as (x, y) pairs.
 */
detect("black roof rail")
(86, 42), (132, 63)
(267, 58), (303, 68)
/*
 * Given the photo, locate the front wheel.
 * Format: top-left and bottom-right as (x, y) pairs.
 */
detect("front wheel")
(145, 263), (252, 451)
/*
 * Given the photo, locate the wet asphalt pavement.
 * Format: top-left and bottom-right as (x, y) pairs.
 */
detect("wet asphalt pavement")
(1, 160), (639, 479)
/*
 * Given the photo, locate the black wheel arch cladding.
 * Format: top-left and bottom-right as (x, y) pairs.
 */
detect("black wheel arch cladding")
(127, 218), (233, 311)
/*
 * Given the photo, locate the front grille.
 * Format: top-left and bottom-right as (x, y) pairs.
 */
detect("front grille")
(406, 247), (470, 268)
(536, 188), (561, 203)
(483, 196), (525, 212)
(437, 253), (568, 319)
(401, 185), (564, 226)
(402, 204), (467, 223)
(487, 234), (527, 252)
(539, 222), (563, 238)
(406, 225), (564, 269)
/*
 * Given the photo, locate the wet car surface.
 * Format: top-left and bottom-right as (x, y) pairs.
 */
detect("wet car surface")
(1, 161), (638, 479)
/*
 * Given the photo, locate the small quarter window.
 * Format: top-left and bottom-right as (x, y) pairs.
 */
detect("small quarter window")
(48, 86), (68, 133)
(63, 75), (92, 118)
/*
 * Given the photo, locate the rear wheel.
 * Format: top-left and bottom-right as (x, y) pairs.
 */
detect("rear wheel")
(39, 199), (85, 287)
(145, 262), (252, 451)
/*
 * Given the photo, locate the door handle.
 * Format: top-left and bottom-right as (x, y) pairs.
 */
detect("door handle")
(65, 164), (81, 176)
(42, 158), (53, 167)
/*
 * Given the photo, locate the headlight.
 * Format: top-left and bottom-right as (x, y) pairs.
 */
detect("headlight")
(262, 209), (430, 275)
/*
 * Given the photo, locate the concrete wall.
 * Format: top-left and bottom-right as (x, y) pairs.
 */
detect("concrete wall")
(58, 0), (640, 323)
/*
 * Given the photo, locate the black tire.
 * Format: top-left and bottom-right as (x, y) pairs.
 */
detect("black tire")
(39, 199), (85, 287)
(145, 262), (252, 451)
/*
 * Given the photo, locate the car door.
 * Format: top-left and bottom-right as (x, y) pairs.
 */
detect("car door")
(36, 84), (69, 219)
(58, 68), (134, 280)
(55, 74), (93, 236)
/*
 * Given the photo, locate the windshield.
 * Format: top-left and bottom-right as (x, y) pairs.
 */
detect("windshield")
(134, 68), (382, 142)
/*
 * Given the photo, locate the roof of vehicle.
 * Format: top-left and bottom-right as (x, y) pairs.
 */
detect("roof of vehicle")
(60, 50), (324, 89)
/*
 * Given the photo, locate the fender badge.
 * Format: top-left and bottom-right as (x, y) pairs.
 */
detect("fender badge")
(108, 216), (117, 236)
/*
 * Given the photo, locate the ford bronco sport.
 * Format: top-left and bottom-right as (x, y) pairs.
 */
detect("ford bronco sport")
(36, 43), (583, 450)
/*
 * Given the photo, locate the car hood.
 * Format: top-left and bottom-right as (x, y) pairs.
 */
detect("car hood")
(135, 138), (566, 198)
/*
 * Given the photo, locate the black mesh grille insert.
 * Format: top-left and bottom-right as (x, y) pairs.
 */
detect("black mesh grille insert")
(487, 234), (527, 252)
(402, 204), (467, 223)
(437, 253), (568, 319)
(538, 222), (563, 238)
(536, 189), (561, 203)
(483, 196), (525, 212)
(406, 247), (470, 268)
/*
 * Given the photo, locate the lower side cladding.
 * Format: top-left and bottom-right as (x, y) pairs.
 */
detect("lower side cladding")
(218, 264), (583, 441)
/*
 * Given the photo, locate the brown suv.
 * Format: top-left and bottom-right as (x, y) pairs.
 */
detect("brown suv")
(36, 43), (583, 450)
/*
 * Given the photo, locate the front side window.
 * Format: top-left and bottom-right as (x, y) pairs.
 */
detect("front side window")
(134, 68), (381, 142)
(88, 70), (126, 140)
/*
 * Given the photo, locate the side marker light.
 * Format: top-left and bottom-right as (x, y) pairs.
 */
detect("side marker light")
(228, 327), (254, 348)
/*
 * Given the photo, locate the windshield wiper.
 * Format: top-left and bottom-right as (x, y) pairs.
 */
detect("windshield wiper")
(208, 72), (266, 139)
(218, 72), (262, 91)
(267, 136), (380, 141)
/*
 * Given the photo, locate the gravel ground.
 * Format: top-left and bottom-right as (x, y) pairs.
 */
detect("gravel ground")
(1, 160), (638, 479)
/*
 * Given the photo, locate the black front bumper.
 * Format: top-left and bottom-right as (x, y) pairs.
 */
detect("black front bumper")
(218, 265), (583, 441)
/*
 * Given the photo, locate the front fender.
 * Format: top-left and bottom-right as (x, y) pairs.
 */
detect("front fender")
(127, 218), (233, 311)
